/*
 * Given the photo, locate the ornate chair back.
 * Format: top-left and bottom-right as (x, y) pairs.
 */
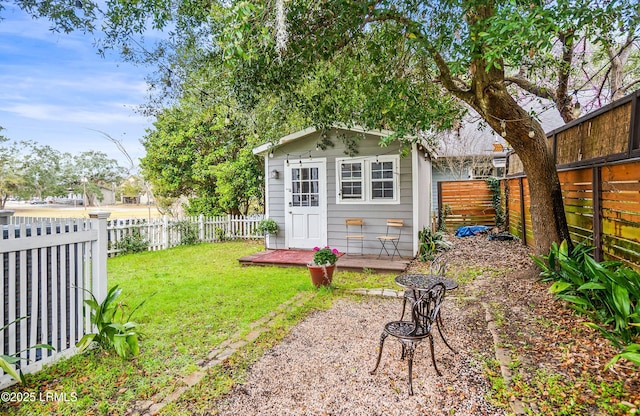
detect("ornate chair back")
(430, 252), (448, 276)
(409, 282), (446, 337)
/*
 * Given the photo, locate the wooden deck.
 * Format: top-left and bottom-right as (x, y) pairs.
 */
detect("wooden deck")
(238, 249), (410, 274)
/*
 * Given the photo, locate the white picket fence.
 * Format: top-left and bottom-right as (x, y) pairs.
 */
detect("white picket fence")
(0, 212), (109, 389)
(106, 214), (264, 255)
(9, 214), (265, 256)
(0, 211), (263, 387)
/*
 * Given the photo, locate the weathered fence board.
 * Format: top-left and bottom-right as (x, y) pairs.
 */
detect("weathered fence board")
(505, 160), (640, 269)
(559, 168), (594, 246)
(600, 162), (640, 267)
(437, 180), (496, 229)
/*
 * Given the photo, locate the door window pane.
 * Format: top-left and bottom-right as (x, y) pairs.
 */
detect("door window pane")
(291, 167), (320, 207)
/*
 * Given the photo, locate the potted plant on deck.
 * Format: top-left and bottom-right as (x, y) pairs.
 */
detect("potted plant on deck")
(308, 246), (339, 287)
(257, 218), (279, 249)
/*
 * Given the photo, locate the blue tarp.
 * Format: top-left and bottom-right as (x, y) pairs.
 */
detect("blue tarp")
(455, 225), (490, 237)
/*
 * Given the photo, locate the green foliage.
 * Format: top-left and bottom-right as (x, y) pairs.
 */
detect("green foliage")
(532, 240), (640, 367)
(114, 231), (149, 254)
(140, 104), (264, 216)
(171, 220), (200, 245)
(485, 177), (505, 227)
(437, 204), (452, 233)
(257, 218), (278, 235)
(417, 227), (452, 262)
(215, 227), (228, 242)
(0, 317), (54, 383)
(0, 138), (126, 205)
(76, 285), (150, 359)
(606, 343), (640, 370)
(312, 246), (339, 265)
(7, 0), (100, 33)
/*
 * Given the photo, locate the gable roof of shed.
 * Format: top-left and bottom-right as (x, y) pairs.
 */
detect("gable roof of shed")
(252, 125), (398, 155)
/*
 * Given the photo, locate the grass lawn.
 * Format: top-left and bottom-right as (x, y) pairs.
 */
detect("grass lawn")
(0, 240), (396, 415)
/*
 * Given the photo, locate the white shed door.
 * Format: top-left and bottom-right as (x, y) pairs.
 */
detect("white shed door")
(284, 160), (327, 249)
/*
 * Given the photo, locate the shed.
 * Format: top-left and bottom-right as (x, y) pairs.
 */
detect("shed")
(253, 126), (432, 258)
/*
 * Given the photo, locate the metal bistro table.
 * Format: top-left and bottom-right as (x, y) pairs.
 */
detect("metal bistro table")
(395, 273), (458, 352)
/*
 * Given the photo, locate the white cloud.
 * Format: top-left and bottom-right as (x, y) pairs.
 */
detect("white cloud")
(1, 102), (147, 125)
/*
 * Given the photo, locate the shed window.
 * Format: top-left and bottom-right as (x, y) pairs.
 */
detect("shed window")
(371, 161), (395, 199)
(340, 162), (363, 200)
(336, 155), (399, 204)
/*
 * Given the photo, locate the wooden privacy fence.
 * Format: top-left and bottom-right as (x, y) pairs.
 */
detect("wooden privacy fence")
(437, 180), (497, 229)
(506, 88), (640, 269)
(506, 161), (640, 268)
(0, 212), (109, 389)
(505, 177), (534, 246)
(106, 215), (264, 256)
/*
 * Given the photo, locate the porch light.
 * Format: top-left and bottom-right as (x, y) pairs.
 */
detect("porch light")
(270, 169), (280, 179)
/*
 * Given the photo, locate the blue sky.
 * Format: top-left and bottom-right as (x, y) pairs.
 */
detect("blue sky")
(0, 6), (153, 170)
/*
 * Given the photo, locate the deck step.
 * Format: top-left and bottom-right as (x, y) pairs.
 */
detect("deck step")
(238, 250), (409, 274)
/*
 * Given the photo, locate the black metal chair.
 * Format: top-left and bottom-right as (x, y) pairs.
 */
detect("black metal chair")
(400, 252), (448, 320)
(370, 282), (446, 395)
(399, 253), (456, 353)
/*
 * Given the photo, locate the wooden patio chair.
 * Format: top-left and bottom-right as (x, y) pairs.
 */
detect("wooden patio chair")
(345, 218), (364, 255)
(377, 219), (403, 260)
(370, 282), (446, 395)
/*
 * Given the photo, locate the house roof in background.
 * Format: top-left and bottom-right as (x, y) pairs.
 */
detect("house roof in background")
(435, 100), (565, 158)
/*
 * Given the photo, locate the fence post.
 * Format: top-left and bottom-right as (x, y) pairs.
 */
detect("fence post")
(199, 214), (205, 241)
(89, 212), (110, 303)
(592, 167), (603, 261)
(163, 215), (169, 249)
(518, 177), (527, 246)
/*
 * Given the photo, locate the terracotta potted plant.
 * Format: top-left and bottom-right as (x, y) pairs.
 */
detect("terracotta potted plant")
(308, 246), (339, 287)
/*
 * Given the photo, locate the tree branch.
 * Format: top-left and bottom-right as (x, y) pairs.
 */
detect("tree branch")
(361, 8), (474, 102)
(505, 75), (556, 101)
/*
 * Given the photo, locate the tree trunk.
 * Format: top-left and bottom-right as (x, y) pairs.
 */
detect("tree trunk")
(470, 84), (572, 255)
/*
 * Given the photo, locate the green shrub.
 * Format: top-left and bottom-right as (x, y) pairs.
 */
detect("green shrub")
(417, 227), (452, 261)
(171, 220), (200, 245)
(532, 240), (640, 368)
(114, 232), (149, 254)
(257, 218), (279, 235)
(76, 285), (151, 359)
(215, 226), (228, 242)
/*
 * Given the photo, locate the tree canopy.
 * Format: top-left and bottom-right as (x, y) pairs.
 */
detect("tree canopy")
(7, 0), (640, 251)
(0, 138), (126, 208)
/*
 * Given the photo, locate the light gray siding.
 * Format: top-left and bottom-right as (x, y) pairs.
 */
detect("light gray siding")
(263, 128), (429, 258)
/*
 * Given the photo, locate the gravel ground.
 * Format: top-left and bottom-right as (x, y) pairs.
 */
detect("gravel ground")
(213, 234), (529, 416)
(215, 296), (503, 416)
(210, 232), (639, 415)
